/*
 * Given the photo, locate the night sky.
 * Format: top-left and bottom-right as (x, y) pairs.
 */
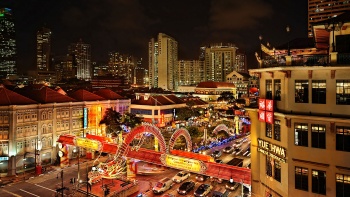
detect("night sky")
(1, 0), (307, 73)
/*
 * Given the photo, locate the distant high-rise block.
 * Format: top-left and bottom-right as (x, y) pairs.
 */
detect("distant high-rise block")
(0, 8), (17, 77)
(178, 60), (204, 86)
(36, 27), (51, 71)
(203, 43), (237, 82)
(148, 33), (178, 91)
(108, 52), (135, 84)
(308, 0), (350, 37)
(68, 39), (91, 81)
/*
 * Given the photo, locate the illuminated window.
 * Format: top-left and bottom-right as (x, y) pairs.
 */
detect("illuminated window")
(336, 173), (350, 197)
(336, 80), (350, 105)
(274, 120), (281, 141)
(295, 167), (308, 191)
(336, 126), (350, 152)
(295, 80), (309, 103)
(312, 80), (326, 104)
(274, 79), (281, 101)
(312, 170), (326, 195)
(266, 80), (272, 99)
(295, 123), (308, 147)
(311, 124), (326, 149)
(266, 123), (272, 138)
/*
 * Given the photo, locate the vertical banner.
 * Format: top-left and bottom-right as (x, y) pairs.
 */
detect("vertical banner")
(258, 110), (266, 122)
(60, 145), (69, 168)
(154, 137), (159, 152)
(126, 158), (137, 179)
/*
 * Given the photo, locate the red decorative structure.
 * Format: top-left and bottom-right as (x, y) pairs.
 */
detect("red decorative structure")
(168, 128), (192, 152)
(258, 98), (274, 123)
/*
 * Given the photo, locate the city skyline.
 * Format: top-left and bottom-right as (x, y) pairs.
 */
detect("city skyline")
(1, 0), (307, 73)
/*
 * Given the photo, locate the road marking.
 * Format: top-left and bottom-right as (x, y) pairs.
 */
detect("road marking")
(35, 184), (56, 192)
(19, 189), (40, 197)
(2, 189), (22, 197)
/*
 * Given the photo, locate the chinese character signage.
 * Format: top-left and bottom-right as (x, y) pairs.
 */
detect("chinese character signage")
(83, 108), (88, 129)
(258, 99), (274, 123)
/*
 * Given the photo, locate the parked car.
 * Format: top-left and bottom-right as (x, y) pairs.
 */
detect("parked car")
(225, 180), (239, 191)
(152, 177), (173, 194)
(210, 176), (223, 184)
(177, 181), (195, 195)
(172, 171), (191, 183)
(223, 146), (234, 153)
(195, 174), (208, 182)
(194, 184), (213, 197)
(211, 150), (222, 158)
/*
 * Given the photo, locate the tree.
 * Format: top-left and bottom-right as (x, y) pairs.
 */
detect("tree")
(187, 126), (200, 137)
(99, 108), (122, 136)
(176, 107), (195, 121)
(121, 112), (143, 129)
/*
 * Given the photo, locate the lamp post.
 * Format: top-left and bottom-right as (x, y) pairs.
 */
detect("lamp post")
(286, 25), (291, 56)
(22, 157), (26, 181)
(73, 147), (80, 181)
(35, 138), (42, 175)
(258, 35), (263, 59)
(56, 170), (65, 197)
(325, 21), (343, 52)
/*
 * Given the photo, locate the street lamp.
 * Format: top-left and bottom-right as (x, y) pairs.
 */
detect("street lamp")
(35, 139), (42, 175)
(73, 147), (80, 181)
(258, 35), (263, 59)
(286, 25), (291, 56)
(325, 21), (343, 52)
(22, 158), (26, 181)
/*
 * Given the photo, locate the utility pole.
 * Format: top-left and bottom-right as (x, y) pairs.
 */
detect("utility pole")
(61, 170), (64, 197)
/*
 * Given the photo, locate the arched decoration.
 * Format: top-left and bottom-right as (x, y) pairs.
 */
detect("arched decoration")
(212, 124), (232, 136)
(168, 128), (192, 153)
(119, 122), (167, 156)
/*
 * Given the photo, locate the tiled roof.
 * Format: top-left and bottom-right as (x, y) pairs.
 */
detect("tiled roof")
(14, 85), (76, 103)
(181, 97), (208, 106)
(94, 88), (125, 100)
(197, 81), (235, 88)
(69, 89), (105, 101)
(132, 95), (186, 106)
(166, 95), (185, 104)
(0, 85), (37, 106)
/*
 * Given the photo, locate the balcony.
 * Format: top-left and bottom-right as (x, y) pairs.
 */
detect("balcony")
(260, 53), (350, 68)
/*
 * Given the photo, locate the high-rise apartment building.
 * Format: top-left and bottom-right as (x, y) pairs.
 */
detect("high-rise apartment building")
(178, 60), (204, 86)
(148, 33), (178, 91)
(308, 0), (350, 37)
(36, 27), (51, 71)
(0, 8), (17, 78)
(235, 52), (248, 73)
(68, 39), (91, 81)
(108, 52), (135, 84)
(204, 43), (237, 82)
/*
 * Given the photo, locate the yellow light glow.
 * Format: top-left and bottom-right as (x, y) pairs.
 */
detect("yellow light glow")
(165, 155), (202, 172)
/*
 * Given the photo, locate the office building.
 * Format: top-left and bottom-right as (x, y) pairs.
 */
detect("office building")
(148, 33), (178, 91)
(68, 39), (91, 81)
(0, 8), (17, 78)
(203, 43), (237, 82)
(308, 0), (350, 37)
(36, 27), (51, 71)
(236, 51), (248, 73)
(108, 52), (135, 84)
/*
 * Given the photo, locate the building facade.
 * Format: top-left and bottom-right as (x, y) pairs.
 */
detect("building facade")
(204, 43), (238, 82)
(226, 71), (251, 98)
(0, 85), (130, 177)
(0, 8), (17, 78)
(68, 39), (92, 81)
(36, 27), (51, 71)
(308, 0), (350, 37)
(148, 33), (178, 91)
(108, 52), (135, 84)
(178, 60), (205, 86)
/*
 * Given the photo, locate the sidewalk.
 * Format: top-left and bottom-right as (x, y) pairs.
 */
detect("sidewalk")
(0, 157), (93, 187)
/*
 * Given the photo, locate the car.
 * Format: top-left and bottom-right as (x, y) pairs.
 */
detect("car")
(223, 146), (233, 153)
(210, 176), (223, 184)
(211, 150), (222, 158)
(136, 193), (148, 197)
(225, 180), (239, 191)
(215, 159), (223, 163)
(195, 174), (208, 182)
(152, 177), (173, 194)
(160, 194), (175, 197)
(172, 171), (191, 183)
(177, 181), (195, 195)
(194, 184), (213, 197)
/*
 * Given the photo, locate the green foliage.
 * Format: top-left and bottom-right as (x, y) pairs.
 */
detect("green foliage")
(99, 108), (122, 136)
(186, 126), (200, 137)
(176, 107), (194, 121)
(121, 112), (143, 129)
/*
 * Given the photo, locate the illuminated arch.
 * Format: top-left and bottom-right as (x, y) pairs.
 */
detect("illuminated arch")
(212, 124), (233, 136)
(119, 122), (167, 156)
(168, 128), (193, 152)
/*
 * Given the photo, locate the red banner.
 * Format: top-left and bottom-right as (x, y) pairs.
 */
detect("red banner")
(265, 111), (274, 124)
(258, 110), (266, 122)
(259, 99), (266, 110)
(266, 99), (274, 112)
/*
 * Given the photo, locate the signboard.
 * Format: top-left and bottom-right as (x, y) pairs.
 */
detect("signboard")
(160, 154), (206, 173)
(257, 138), (287, 163)
(0, 156), (9, 161)
(258, 99), (274, 123)
(83, 108), (88, 129)
(74, 138), (101, 151)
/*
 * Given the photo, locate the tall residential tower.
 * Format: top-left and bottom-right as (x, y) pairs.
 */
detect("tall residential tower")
(0, 8), (17, 78)
(148, 33), (178, 91)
